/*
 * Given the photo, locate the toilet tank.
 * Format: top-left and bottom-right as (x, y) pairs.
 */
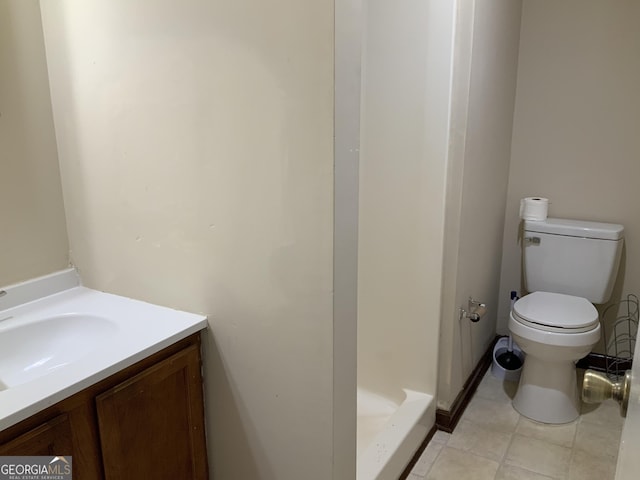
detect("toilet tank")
(523, 218), (624, 303)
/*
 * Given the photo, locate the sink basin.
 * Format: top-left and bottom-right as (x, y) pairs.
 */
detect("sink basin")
(0, 269), (208, 431)
(0, 314), (118, 389)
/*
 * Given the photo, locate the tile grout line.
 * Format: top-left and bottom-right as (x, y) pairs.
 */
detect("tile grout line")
(412, 431), (450, 479)
(565, 415), (581, 479)
(497, 425), (517, 477)
(421, 439), (445, 479)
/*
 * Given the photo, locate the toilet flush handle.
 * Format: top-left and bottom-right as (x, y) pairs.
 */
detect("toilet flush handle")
(581, 369), (631, 417)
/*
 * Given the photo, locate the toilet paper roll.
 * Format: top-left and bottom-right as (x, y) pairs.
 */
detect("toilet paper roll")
(519, 197), (549, 221)
(472, 305), (487, 321)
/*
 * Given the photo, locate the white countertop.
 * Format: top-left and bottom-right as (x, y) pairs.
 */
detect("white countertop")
(0, 269), (207, 430)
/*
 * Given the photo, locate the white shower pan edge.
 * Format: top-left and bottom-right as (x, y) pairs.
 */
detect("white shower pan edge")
(357, 389), (434, 480)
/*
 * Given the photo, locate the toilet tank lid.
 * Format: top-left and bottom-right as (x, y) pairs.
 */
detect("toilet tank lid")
(524, 218), (624, 240)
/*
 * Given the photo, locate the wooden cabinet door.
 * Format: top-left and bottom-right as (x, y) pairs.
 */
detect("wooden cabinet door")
(96, 345), (207, 480)
(0, 414), (73, 456)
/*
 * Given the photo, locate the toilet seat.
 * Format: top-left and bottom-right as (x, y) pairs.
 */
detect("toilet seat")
(512, 291), (599, 333)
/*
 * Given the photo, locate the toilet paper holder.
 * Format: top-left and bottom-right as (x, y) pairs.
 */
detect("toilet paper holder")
(460, 297), (487, 323)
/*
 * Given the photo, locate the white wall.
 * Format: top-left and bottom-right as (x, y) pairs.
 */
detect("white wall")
(497, 1), (640, 352)
(40, 1), (355, 479)
(438, 0), (522, 409)
(358, 1), (455, 402)
(0, 0), (68, 286)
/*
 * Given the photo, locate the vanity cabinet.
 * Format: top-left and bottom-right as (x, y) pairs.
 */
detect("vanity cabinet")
(0, 414), (73, 456)
(97, 344), (207, 479)
(0, 333), (208, 480)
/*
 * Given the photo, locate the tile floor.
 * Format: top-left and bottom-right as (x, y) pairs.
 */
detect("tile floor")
(408, 370), (624, 480)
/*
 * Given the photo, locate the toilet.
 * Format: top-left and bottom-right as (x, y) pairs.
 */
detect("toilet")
(509, 218), (624, 424)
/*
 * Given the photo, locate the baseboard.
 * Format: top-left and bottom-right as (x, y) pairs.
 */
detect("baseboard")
(398, 424), (437, 480)
(576, 352), (633, 374)
(435, 336), (499, 433)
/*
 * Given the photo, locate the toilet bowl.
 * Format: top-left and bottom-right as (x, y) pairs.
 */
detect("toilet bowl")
(509, 291), (600, 423)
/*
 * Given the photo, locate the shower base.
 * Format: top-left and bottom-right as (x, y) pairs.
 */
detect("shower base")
(356, 387), (434, 480)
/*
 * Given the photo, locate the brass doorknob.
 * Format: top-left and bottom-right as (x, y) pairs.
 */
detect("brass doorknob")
(581, 369), (632, 417)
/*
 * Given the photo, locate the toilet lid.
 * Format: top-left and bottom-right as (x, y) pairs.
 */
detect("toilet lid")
(513, 292), (599, 332)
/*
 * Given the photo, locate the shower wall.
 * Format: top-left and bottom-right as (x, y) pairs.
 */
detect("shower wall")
(358, 1), (455, 401)
(437, 0), (523, 410)
(0, 0), (68, 286)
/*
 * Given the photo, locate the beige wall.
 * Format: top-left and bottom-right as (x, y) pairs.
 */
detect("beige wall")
(497, 1), (640, 352)
(0, 0), (68, 286)
(438, 0), (522, 409)
(358, 1), (455, 402)
(40, 1), (353, 479)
